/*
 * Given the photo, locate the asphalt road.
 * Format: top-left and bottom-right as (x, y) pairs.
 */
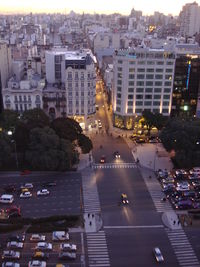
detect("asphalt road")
(0, 172), (81, 217)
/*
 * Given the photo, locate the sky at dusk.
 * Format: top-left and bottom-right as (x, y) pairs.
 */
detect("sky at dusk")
(0, 0), (200, 16)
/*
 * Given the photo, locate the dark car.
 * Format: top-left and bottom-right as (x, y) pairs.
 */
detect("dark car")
(42, 182), (56, 187)
(192, 181), (200, 190)
(7, 235), (25, 243)
(58, 252), (76, 260)
(32, 252), (49, 260)
(100, 156), (106, 164)
(175, 199), (194, 210)
(4, 186), (16, 194)
(114, 151), (120, 159)
(182, 191), (196, 199)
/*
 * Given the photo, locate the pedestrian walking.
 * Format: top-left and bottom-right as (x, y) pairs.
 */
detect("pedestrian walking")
(88, 213), (90, 218)
(92, 214), (94, 218)
(89, 221), (92, 226)
(173, 220), (176, 225)
(178, 220), (180, 225)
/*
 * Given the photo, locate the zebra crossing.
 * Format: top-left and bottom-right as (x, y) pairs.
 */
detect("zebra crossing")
(93, 162), (137, 169)
(82, 169), (101, 214)
(143, 175), (173, 212)
(166, 228), (200, 267)
(86, 231), (110, 267)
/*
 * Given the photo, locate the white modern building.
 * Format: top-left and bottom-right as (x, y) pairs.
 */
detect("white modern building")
(113, 48), (175, 129)
(45, 49), (96, 121)
(179, 2), (200, 37)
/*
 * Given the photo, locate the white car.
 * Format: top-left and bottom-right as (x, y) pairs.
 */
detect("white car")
(52, 231), (69, 241)
(2, 262), (20, 267)
(20, 183), (33, 189)
(20, 191), (32, 198)
(35, 242), (52, 251)
(176, 181), (190, 191)
(7, 242), (23, 249)
(30, 234), (46, 242)
(60, 243), (77, 252)
(153, 247), (164, 262)
(37, 189), (49, 196)
(28, 261), (46, 267)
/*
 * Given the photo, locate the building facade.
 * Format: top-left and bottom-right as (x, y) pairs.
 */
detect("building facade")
(113, 48), (175, 129)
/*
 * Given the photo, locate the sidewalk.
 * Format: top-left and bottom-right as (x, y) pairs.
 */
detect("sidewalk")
(77, 153), (93, 171)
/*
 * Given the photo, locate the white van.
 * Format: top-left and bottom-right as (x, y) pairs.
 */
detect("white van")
(52, 231), (69, 241)
(0, 194), (14, 204)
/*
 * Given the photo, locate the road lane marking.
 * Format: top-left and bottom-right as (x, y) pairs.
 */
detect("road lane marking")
(104, 225), (164, 229)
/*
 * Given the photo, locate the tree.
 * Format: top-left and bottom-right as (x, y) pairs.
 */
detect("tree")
(51, 117), (82, 142)
(0, 110), (19, 132)
(25, 127), (77, 171)
(78, 134), (93, 154)
(22, 108), (50, 130)
(153, 113), (168, 131)
(0, 132), (12, 169)
(142, 110), (155, 135)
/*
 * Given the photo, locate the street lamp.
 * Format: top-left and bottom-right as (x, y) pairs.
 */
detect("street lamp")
(7, 130), (19, 169)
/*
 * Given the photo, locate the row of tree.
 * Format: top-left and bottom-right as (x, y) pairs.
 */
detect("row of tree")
(0, 109), (93, 171)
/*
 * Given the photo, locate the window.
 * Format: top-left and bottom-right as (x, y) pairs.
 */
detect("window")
(129, 74), (135, 79)
(28, 95), (31, 102)
(68, 72), (72, 79)
(153, 101), (160, 106)
(129, 81), (134, 86)
(76, 92), (79, 96)
(136, 88), (144, 93)
(157, 61), (164, 65)
(136, 95), (143, 99)
(24, 104), (27, 110)
(164, 81), (171, 86)
(163, 95), (170, 99)
(155, 81), (162, 86)
(118, 73), (122, 78)
(129, 68), (135, 73)
(135, 108), (142, 113)
(117, 87), (121, 92)
(147, 68), (154, 72)
(128, 101), (133, 106)
(129, 61), (135, 65)
(117, 80), (122, 85)
(156, 69), (163, 72)
(14, 95), (18, 101)
(36, 95), (40, 102)
(75, 72), (78, 79)
(81, 92), (84, 97)
(147, 61), (154, 65)
(145, 88), (152, 93)
(138, 61), (145, 65)
(166, 68), (173, 73)
(117, 100), (121, 105)
(146, 74), (154, 79)
(136, 101), (143, 105)
(24, 95), (27, 101)
(165, 75), (172, 80)
(36, 104), (40, 109)
(19, 96), (22, 102)
(162, 109), (169, 113)
(128, 95), (133, 99)
(118, 60), (122, 64)
(154, 95), (161, 99)
(138, 68), (145, 72)
(145, 95), (152, 99)
(118, 67), (122, 71)
(144, 101), (152, 106)
(68, 92), (72, 97)
(117, 93), (121, 98)
(81, 82), (84, 88)
(15, 104), (18, 111)
(137, 74), (145, 79)
(146, 81), (153, 86)
(155, 74), (163, 79)
(87, 83), (90, 88)
(164, 88), (171, 93)
(81, 72), (84, 79)
(166, 61), (173, 65)
(128, 88), (134, 93)
(137, 81), (144, 86)
(116, 107), (121, 112)
(153, 109), (159, 113)
(68, 82), (72, 88)
(127, 108), (133, 113)
(154, 88), (162, 93)
(163, 101), (169, 106)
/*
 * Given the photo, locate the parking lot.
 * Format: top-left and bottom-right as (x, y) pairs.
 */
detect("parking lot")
(0, 172), (82, 218)
(0, 231), (84, 266)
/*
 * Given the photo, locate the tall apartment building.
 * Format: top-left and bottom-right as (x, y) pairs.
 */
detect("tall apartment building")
(113, 48), (175, 129)
(0, 42), (12, 113)
(45, 49), (96, 120)
(179, 2), (200, 37)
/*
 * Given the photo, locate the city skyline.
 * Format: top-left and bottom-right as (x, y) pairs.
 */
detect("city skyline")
(0, 0), (200, 16)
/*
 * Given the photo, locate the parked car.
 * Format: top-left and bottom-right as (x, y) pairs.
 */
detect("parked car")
(32, 252), (49, 261)
(20, 191), (32, 198)
(7, 235), (25, 243)
(175, 199), (194, 210)
(30, 235), (46, 242)
(58, 252), (76, 260)
(2, 251), (20, 260)
(192, 181), (200, 189)
(2, 262), (20, 267)
(20, 183), (33, 190)
(60, 243), (77, 252)
(153, 247), (164, 262)
(28, 260), (46, 267)
(37, 189), (49, 196)
(7, 242), (23, 249)
(35, 243), (52, 251)
(52, 231), (69, 241)
(176, 181), (190, 191)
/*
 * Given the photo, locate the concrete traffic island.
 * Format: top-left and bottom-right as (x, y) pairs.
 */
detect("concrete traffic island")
(162, 211), (182, 230)
(84, 213), (103, 233)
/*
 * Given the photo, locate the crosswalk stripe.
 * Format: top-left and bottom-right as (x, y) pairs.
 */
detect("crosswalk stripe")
(92, 163), (137, 169)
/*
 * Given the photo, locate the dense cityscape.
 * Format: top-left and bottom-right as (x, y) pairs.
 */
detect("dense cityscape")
(0, 1), (200, 267)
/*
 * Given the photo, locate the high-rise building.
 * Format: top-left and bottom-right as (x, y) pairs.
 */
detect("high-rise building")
(0, 42), (12, 113)
(179, 2), (200, 37)
(45, 49), (96, 119)
(113, 48), (175, 129)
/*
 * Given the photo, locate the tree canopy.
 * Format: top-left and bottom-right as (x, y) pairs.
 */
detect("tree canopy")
(0, 110), (19, 132)
(21, 108), (50, 130)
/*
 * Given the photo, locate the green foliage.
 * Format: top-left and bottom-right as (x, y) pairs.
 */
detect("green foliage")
(22, 108), (50, 129)
(142, 110), (167, 133)
(0, 132), (12, 169)
(78, 134), (93, 154)
(51, 117), (82, 142)
(0, 110), (19, 131)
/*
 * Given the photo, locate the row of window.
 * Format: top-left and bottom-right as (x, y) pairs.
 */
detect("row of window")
(118, 67), (173, 73)
(15, 103), (40, 111)
(117, 87), (171, 93)
(67, 108), (94, 115)
(117, 80), (172, 87)
(68, 91), (94, 97)
(67, 72), (94, 79)
(118, 60), (174, 65)
(118, 74), (172, 80)
(117, 93), (170, 99)
(116, 106), (169, 114)
(13, 95), (41, 102)
(68, 100), (94, 106)
(67, 82), (94, 88)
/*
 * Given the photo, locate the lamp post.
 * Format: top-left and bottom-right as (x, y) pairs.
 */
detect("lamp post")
(153, 143), (158, 171)
(8, 130), (19, 169)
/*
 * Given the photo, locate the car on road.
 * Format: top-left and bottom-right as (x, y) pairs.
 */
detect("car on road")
(35, 242), (52, 251)
(2, 251), (20, 260)
(58, 252), (76, 260)
(176, 181), (190, 191)
(37, 189), (50, 196)
(42, 182), (56, 187)
(2, 262), (20, 267)
(114, 151), (120, 159)
(20, 191), (32, 198)
(20, 183), (33, 190)
(153, 247), (164, 262)
(121, 193), (129, 204)
(99, 155), (106, 164)
(32, 252), (49, 261)
(6, 207), (21, 218)
(30, 234), (46, 242)
(28, 260), (46, 267)
(60, 243), (77, 252)
(7, 235), (25, 243)
(7, 242), (23, 249)
(192, 181), (200, 189)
